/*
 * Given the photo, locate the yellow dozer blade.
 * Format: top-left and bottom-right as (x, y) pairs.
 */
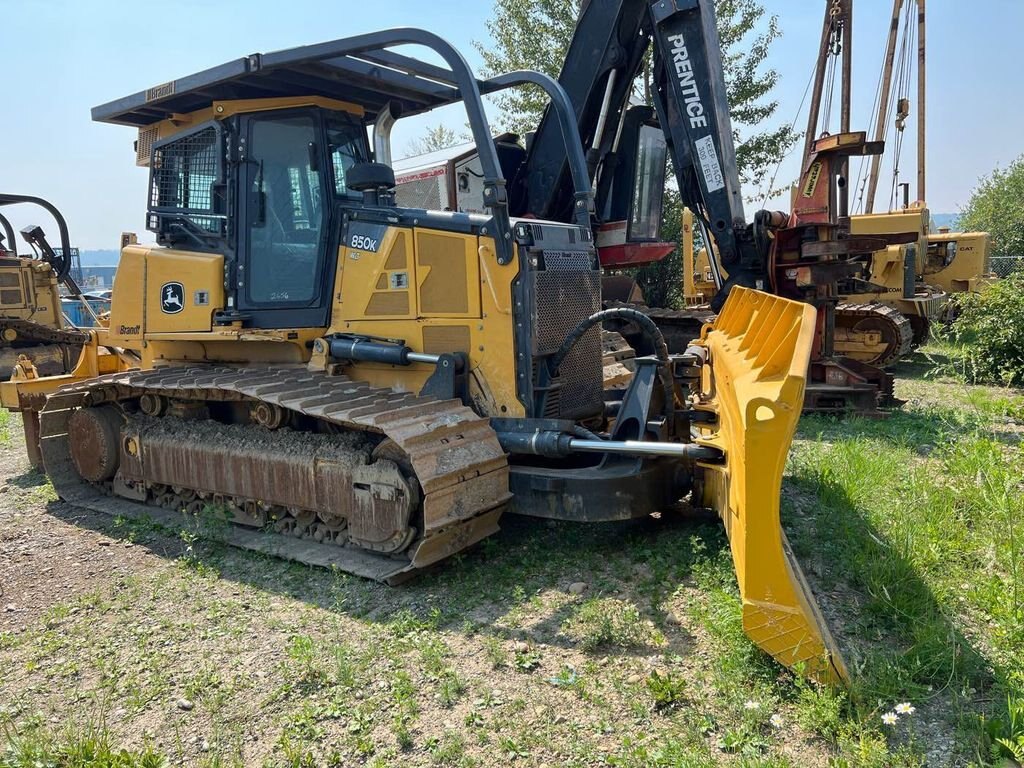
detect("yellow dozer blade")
(692, 287), (848, 683)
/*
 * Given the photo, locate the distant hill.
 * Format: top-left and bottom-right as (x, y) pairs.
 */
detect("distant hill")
(79, 249), (121, 266)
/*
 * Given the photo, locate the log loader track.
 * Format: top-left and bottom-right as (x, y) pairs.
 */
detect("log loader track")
(39, 366), (510, 583)
(834, 302), (915, 367)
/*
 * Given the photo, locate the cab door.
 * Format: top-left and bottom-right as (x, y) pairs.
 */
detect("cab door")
(237, 110), (333, 329)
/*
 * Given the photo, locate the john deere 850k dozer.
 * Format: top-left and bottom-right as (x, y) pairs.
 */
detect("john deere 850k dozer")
(5, 21), (846, 682)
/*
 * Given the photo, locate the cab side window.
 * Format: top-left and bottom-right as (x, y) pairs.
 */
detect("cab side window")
(327, 114), (369, 198)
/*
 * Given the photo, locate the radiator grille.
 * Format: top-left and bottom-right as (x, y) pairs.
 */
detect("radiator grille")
(543, 249), (595, 272)
(395, 173), (445, 210)
(532, 268), (602, 420)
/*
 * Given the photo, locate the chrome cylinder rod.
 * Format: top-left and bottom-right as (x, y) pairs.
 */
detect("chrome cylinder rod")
(568, 438), (719, 460)
(406, 351), (442, 364)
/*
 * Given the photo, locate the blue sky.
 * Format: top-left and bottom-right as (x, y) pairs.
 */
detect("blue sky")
(2, 0), (1021, 248)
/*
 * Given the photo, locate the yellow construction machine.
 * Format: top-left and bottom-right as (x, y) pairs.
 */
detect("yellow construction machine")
(923, 228), (993, 297)
(843, 205), (947, 358)
(5, 20), (849, 682)
(853, 0), (992, 317)
(0, 195), (89, 377)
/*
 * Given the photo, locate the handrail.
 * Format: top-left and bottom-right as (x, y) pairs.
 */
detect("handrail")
(482, 70), (596, 229)
(0, 213), (15, 255)
(257, 28), (515, 263)
(0, 194), (77, 290)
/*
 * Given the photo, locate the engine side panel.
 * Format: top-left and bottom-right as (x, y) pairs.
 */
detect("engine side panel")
(107, 244), (225, 343)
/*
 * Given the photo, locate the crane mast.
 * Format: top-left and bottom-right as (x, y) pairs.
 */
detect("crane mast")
(863, 0), (927, 213)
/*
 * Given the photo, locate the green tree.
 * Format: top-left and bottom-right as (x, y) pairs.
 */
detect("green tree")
(405, 124), (460, 157)
(475, 0), (578, 135)
(477, 0), (793, 189)
(959, 155), (1024, 258)
(478, 0), (796, 308)
(949, 272), (1024, 386)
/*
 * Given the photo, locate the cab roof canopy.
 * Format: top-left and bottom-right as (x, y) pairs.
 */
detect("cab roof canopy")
(91, 28), (490, 127)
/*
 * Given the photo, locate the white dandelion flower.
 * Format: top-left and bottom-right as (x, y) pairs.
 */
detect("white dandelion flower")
(769, 714), (784, 728)
(895, 702), (915, 715)
(743, 700), (760, 710)
(881, 711), (899, 726)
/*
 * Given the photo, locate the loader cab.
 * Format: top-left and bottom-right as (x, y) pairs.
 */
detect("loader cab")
(109, 34), (598, 339)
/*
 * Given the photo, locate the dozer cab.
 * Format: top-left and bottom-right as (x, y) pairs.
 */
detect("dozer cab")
(924, 228), (994, 297)
(7, 27), (846, 682)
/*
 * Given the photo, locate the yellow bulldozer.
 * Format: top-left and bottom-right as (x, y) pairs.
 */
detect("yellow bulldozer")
(0, 195), (89, 378)
(843, 205), (947, 358)
(3, 16), (849, 684)
(923, 227), (993, 297)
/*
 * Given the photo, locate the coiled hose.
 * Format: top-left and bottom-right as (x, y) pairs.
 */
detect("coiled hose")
(548, 307), (679, 430)
(548, 307), (669, 375)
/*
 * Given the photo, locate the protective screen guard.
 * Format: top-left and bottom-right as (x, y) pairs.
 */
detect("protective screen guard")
(691, 287), (849, 684)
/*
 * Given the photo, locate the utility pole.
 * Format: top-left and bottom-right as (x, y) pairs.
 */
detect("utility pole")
(865, 0), (903, 214)
(917, 0), (926, 204)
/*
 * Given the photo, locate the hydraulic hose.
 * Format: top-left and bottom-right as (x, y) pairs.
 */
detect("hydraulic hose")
(549, 306), (669, 376)
(571, 424), (603, 441)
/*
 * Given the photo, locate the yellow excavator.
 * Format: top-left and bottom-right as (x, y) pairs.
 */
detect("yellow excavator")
(3, 11), (849, 683)
(0, 195), (89, 377)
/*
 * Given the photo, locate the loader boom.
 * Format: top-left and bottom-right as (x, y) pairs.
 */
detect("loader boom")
(522, 0), (768, 301)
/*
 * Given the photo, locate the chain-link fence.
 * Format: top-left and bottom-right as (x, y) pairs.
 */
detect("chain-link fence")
(991, 256), (1024, 278)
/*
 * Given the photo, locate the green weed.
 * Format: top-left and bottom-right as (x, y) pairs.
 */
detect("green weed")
(481, 636), (507, 669)
(562, 597), (661, 651)
(983, 693), (1024, 762)
(1, 715), (166, 768)
(645, 669), (687, 710)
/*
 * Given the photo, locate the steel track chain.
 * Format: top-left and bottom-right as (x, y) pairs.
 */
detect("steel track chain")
(38, 366), (510, 582)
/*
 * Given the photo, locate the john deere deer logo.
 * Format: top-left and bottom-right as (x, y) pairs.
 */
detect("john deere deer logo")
(160, 282), (184, 314)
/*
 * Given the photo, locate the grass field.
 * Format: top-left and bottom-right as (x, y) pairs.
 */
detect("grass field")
(1, 343), (1022, 767)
